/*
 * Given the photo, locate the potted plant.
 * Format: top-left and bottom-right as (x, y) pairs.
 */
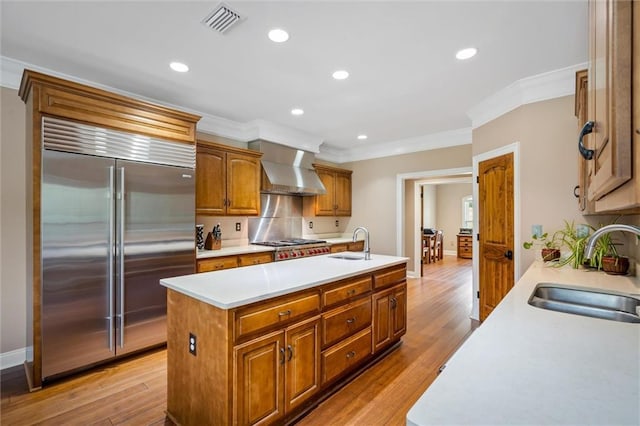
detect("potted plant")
(523, 232), (561, 261)
(593, 231), (630, 275)
(552, 220), (592, 269)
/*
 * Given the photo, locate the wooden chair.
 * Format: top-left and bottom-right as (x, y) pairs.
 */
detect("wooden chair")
(433, 230), (444, 261)
(422, 234), (435, 264)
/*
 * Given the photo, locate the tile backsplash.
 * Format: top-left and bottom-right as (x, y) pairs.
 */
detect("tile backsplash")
(197, 216), (249, 247)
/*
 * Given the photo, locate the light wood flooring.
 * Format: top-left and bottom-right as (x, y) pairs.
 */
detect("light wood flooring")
(1, 255), (476, 425)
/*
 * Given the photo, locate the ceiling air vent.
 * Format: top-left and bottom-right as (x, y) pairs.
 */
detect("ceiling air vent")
(202, 3), (242, 34)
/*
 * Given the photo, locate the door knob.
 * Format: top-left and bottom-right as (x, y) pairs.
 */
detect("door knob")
(505, 250), (513, 260)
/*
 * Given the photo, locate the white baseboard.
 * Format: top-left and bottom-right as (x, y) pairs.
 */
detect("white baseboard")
(0, 347), (27, 370)
(444, 250), (457, 256)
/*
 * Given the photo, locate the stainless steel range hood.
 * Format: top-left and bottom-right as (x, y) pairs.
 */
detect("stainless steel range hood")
(248, 140), (326, 196)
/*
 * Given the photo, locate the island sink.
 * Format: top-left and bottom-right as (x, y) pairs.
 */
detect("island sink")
(528, 283), (640, 323)
(329, 254), (365, 260)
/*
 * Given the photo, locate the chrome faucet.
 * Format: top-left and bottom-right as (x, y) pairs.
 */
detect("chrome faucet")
(353, 226), (371, 260)
(584, 224), (640, 260)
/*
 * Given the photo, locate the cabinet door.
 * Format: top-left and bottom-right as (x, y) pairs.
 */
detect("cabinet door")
(334, 171), (352, 216)
(391, 283), (407, 340)
(330, 243), (348, 254)
(315, 169), (336, 216)
(196, 147), (226, 215)
(226, 152), (260, 216)
(234, 331), (284, 426)
(586, 0), (632, 201)
(372, 289), (392, 353)
(285, 317), (320, 413)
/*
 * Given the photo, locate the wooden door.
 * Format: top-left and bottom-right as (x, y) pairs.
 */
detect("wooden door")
(284, 317), (320, 413)
(575, 69), (595, 213)
(586, 0), (632, 201)
(226, 152), (260, 216)
(234, 331), (284, 425)
(391, 284), (407, 340)
(372, 289), (391, 353)
(315, 169), (336, 216)
(334, 171), (352, 216)
(196, 146), (225, 215)
(478, 153), (514, 321)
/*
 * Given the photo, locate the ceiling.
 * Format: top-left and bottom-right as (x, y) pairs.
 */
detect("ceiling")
(1, 1), (587, 160)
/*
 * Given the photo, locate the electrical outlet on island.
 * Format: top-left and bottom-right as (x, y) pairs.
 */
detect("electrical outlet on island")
(189, 333), (197, 356)
(235, 222), (241, 232)
(335, 220), (339, 227)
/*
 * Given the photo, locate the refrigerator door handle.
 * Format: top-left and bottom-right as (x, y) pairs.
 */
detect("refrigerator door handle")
(118, 166), (125, 348)
(108, 165), (115, 352)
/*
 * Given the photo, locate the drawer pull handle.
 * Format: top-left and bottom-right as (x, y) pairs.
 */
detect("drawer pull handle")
(278, 309), (292, 317)
(346, 350), (356, 359)
(346, 317), (356, 324)
(347, 289), (356, 296)
(391, 297), (397, 309)
(287, 345), (293, 361)
(280, 347), (286, 365)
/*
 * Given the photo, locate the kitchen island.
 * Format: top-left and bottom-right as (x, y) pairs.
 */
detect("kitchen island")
(161, 253), (408, 425)
(407, 262), (640, 425)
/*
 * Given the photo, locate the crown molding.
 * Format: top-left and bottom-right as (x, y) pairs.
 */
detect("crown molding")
(318, 127), (472, 163)
(466, 62), (588, 129)
(0, 55), (323, 151)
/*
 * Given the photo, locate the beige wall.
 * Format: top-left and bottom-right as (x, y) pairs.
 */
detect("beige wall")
(436, 183), (473, 253)
(343, 144), (473, 268)
(1, 87), (28, 355)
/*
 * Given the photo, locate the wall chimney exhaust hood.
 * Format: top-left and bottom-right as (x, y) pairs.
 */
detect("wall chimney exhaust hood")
(248, 140), (326, 196)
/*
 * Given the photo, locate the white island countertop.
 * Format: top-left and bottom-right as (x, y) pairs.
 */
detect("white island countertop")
(161, 253), (407, 309)
(407, 262), (640, 425)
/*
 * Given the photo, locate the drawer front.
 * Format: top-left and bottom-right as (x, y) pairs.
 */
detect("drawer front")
(321, 297), (371, 348)
(330, 243), (348, 253)
(321, 327), (372, 385)
(347, 240), (364, 251)
(237, 252), (273, 267)
(197, 256), (238, 272)
(322, 276), (372, 308)
(235, 292), (320, 341)
(373, 264), (406, 289)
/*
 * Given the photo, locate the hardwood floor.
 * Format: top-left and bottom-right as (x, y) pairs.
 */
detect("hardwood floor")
(1, 256), (476, 425)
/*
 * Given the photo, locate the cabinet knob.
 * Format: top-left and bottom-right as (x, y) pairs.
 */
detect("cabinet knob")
(278, 309), (292, 317)
(346, 317), (356, 324)
(346, 350), (356, 359)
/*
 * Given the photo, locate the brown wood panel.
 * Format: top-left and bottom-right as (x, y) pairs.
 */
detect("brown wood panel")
(391, 283), (407, 341)
(321, 297), (372, 348)
(348, 240), (365, 252)
(457, 234), (473, 259)
(196, 255), (238, 272)
(233, 330), (284, 426)
(1, 257), (476, 426)
(195, 146), (226, 215)
(372, 288), (392, 353)
(322, 275), (372, 309)
(321, 327), (372, 385)
(19, 70), (199, 143)
(313, 167), (336, 216)
(284, 317), (321, 413)
(166, 289), (233, 425)
(226, 152), (261, 216)
(373, 264), (406, 289)
(237, 251), (273, 267)
(334, 171), (352, 216)
(330, 243), (348, 253)
(478, 153), (514, 321)
(234, 292), (321, 342)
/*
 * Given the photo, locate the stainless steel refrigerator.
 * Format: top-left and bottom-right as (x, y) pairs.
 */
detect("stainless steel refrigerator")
(41, 117), (195, 380)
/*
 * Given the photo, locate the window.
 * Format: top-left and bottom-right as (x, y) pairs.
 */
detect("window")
(461, 195), (473, 229)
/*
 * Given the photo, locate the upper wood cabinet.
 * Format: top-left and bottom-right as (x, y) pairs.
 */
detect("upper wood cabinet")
(583, 0), (640, 213)
(196, 141), (261, 216)
(583, 0), (633, 203)
(313, 164), (352, 217)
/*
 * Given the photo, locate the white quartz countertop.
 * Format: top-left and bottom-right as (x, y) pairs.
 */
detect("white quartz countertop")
(407, 262), (640, 425)
(162, 252), (407, 309)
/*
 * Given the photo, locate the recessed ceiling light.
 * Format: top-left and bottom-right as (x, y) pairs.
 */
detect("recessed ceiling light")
(268, 28), (289, 43)
(332, 70), (349, 80)
(455, 47), (477, 60)
(169, 62), (189, 72)
(291, 108), (304, 116)
(357, 134), (368, 140)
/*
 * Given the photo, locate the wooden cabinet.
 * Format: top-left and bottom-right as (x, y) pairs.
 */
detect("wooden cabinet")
(234, 317), (320, 425)
(196, 252), (273, 273)
(313, 164), (352, 216)
(582, 0), (638, 213)
(329, 240), (364, 254)
(166, 262), (407, 425)
(575, 69), (596, 213)
(457, 234), (473, 259)
(372, 283), (407, 354)
(196, 141), (261, 216)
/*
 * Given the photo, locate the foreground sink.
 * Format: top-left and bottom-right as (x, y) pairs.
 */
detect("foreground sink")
(328, 254), (365, 260)
(528, 283), (640, 323)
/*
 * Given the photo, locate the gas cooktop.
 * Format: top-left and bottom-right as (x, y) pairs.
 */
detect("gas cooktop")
(252, 238), (327, 248)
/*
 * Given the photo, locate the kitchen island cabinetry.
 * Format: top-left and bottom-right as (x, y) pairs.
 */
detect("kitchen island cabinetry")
(582, 0), (638, 213)
(196, 141), (261, 216)
(162, 254), (407, 425)
(372, 283), (407, 354)
(313, 164), (352, 216)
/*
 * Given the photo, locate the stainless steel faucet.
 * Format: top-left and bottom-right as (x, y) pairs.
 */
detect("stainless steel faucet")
(353, 226), (371, 260)
(584, 224), (640, 259)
